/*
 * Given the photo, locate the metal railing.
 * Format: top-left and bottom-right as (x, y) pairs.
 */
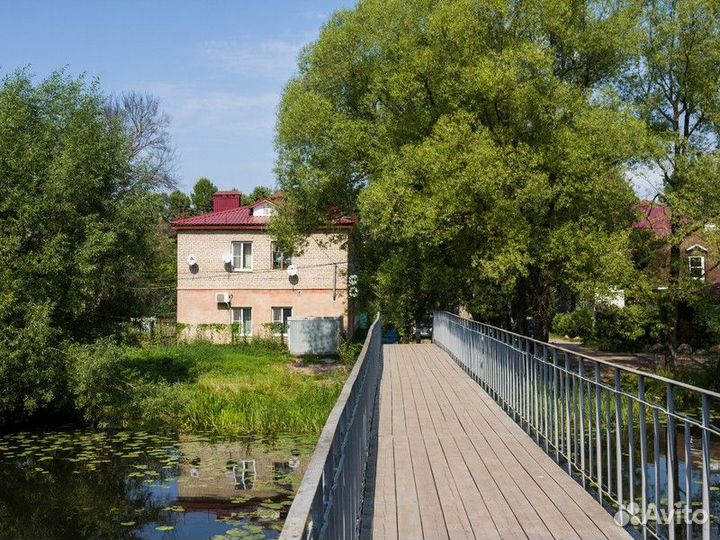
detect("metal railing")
(280, 315), (382, 540)
(433, 311), (720, 540)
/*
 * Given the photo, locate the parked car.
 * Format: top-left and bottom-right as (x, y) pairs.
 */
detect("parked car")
(411, 320), (433, 341)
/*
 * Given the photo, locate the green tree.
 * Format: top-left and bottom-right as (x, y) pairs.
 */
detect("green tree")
(623, 0), (720, 366)
(0, 70), (166, 424)
(167, 190), (193, 220)
(191, 177), (218, 214)
(244, 186), (274, 205)
(274, 0), (647, 336)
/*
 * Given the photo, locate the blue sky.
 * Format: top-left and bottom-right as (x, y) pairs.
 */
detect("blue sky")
(0, 0), (355, 193)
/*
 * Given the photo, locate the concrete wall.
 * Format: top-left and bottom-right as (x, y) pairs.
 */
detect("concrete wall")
(176, 230), (350, 342)
(287, 317), (342, 357)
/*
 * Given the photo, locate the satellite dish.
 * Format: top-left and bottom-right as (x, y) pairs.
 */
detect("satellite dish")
(286, 264), (298, 277)
(222, 252), (233, 264)
(187, 254), (198, 267)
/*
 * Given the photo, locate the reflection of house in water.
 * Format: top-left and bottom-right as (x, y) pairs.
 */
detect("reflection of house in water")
(176, 439), (308, 505)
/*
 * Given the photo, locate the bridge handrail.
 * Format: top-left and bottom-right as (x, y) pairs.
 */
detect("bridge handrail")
(433, 310), (719, 540)
(280, 314), (382, 540)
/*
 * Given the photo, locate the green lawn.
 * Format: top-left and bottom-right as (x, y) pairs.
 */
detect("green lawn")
(90, 342), (348, 436)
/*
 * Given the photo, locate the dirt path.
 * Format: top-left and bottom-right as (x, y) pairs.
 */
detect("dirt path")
(549, 339), (661, 372)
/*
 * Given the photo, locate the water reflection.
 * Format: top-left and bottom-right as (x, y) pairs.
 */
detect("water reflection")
(0, 430), (316, 540)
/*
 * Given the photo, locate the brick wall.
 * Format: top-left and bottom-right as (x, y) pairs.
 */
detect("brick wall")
(176, 230), (352, 342)
(177, 231), (349, 291)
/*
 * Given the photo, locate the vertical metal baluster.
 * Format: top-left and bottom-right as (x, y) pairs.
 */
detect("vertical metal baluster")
(512, 336), (518, 419)
(544, 346), (550, 452)
(553, 349), (559, 459)
(701, 394), (710, 540)
(579, 358), (586, 487)
(654, 408), (661, 517)
(588, 377), (594, 482)
(628, 387), (635, 521)
(615, 368), (624, 512)
(559, 351), (565, 460)
(565, 352), (572, 470)
(607, 387), (613, 499)
(639, 375), (648, 540)
(524, 338), (530, 426)
(595, 363), (603, 502)
(534, 344), (540, 443)
(505, 333), (510, 409)
(684, 420), (691, 540)
(667, 384), (677, 540)
(573, 362), (579, 471)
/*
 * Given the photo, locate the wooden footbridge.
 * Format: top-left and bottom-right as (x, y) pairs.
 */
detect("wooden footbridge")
(281, 313), (720, 540)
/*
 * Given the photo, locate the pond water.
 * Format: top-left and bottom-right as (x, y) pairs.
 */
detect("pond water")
(0, 429), (317, 540)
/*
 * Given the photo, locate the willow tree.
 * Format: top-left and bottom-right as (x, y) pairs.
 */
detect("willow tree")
(275, 0), (648, 336)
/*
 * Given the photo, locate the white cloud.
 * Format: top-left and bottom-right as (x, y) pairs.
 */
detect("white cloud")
(200, 39), (302, 77)
(143, 83), (280, 138)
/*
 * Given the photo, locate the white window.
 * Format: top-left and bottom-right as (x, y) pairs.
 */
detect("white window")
(271, 307), (292, 335)
(272, 242), (292, 270)
(232, 242), (253, 271)
(232, 307), (252, 336)
(689, 256), (705, 280)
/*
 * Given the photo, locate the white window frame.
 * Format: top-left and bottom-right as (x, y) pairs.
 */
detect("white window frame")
(271, 242), (292, 270)
(231, 307), (253, 336)
(689, 255), (706, 281)
(271, 307), (293, 336)
(231, 241), (253, 272)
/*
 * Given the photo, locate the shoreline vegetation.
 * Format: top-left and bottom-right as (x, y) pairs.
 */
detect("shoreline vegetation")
(65, 340), (354, 436)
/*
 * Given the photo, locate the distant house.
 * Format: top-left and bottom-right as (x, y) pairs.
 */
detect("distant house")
(171, 191), (357, 342)
(634, 200), (720, 294)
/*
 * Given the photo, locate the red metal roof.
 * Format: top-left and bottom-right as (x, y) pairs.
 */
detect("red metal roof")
(171, 202), (355, 231)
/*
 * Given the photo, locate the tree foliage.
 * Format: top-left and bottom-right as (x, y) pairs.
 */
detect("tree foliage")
(0, 71), (169, 423)
(243, 185), (274, 205)
(623, 0), (720, 363)
(190, 177), (218, 214)
(275, 0), (649, 335)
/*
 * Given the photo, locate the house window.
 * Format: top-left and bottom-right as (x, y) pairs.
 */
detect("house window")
(232, 307), (252, 336)
(232, 242), (253, 271)
(272, 242), (292, 270)
(689, 255), (705, 280)
(271, 307), (292, 335)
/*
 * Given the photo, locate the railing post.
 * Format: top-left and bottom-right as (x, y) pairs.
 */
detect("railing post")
(667, 383), (677, 540)
(638, 375), (648, 540)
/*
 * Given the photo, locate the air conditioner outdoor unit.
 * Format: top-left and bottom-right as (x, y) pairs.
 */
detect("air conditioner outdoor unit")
(216, 292), (230, 304)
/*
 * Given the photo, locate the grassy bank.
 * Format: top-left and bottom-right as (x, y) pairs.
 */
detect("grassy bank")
(68, 340), (348, 435)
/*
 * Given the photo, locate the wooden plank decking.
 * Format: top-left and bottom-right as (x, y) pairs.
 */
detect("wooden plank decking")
(360, 344), (632, 540)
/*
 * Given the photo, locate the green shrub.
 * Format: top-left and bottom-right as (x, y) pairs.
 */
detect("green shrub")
(339, 340), (364, 365)
(593, 304), (662, 352)
(67, 339), (186, 430)
(552, 309), (594, 340)
(0, 303), (67, 425)
(693, 300), (720, 347)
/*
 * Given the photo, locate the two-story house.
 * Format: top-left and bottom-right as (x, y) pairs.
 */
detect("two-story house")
(170, 191), (355, 342)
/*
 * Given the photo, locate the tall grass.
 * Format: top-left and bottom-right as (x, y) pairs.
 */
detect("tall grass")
(72, 341), (347, 436)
